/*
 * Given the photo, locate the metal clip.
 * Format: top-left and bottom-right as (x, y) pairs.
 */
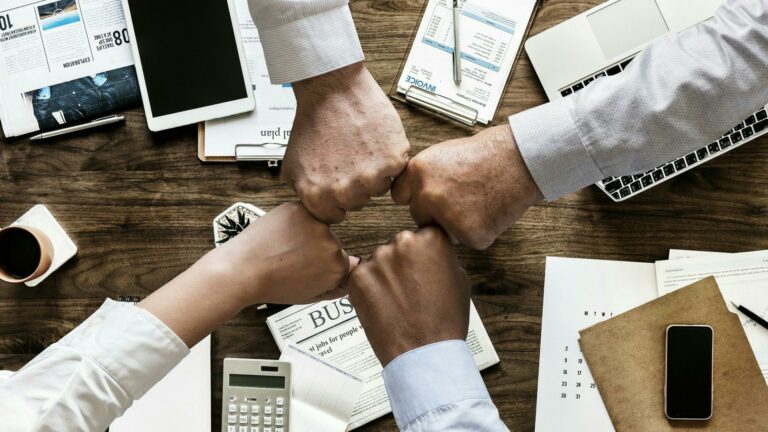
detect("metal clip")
(235, 143), (287, 165)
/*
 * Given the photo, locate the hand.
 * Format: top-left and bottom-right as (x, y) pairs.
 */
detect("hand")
(344, 227), (470, 366)
(208, 202), (358, 305)
(284, 62), (411, 224)
(392, 125), (543, 250)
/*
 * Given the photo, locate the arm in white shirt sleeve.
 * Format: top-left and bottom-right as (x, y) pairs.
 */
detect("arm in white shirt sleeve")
(0, 299), (189, 432)
(509, 0), (768, 200)
(382, 340), (508, 432)
(248, 0), (364, 84)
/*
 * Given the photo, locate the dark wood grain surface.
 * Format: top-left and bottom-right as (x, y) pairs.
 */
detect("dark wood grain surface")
(2, 0), (768, 430)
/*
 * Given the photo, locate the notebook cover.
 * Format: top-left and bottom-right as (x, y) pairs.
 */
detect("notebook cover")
(579, 277), (768, 431)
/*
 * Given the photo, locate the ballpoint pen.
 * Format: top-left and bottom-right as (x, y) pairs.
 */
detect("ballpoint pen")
(452, 0), (462, 85)
(29, 115), (125, 140)
(731, 301), (768, 331)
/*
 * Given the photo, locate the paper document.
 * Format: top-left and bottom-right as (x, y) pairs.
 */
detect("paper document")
(267, 298), (499, 430)
(280, 344), (364, 432)
(111, 336), (211, 432)
(204, 0), (296, 158)
(396, 0), (535, 124)
(0, 0), (138, 137)
(657, 250), (768, 384)
(535, 257), (658, 432)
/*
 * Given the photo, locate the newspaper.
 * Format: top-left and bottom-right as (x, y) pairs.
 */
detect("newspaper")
(267, 298), (500, 430)
(0, 0), (138, 137)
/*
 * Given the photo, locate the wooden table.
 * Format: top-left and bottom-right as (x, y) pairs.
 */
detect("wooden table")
(2, 0), (768, 430)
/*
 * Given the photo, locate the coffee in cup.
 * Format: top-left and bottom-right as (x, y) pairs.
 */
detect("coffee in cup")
(0, 226), (53, 283)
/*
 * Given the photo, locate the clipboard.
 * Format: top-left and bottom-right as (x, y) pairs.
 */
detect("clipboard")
(579, 277), (768, 431)
(389, 0), (540, 128)
(197, 122), (285, 166)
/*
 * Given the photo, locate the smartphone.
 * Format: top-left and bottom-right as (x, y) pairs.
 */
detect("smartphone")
(665, 325), (714, 421)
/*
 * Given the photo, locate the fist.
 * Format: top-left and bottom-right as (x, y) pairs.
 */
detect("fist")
(392, 125), (543, 250)
(344, 227), (470, 366)
(283, 63), (410, 224)
(218, 202), (357, 305)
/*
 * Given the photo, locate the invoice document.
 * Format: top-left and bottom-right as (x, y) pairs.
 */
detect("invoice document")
(656, 250), (768, 384)
(396, 0), (536, 124)
(535, 257), (657, 432)
(204, 0), (296, 158)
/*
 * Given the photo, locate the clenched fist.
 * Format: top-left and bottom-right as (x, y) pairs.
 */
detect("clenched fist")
(212, 202), (358, 305)
(392, 125), (543, 250)
(344, 227), (470, 366)
(284, 62), (411, 224)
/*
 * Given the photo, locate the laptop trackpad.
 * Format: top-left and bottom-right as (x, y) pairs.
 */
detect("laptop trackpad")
(588, 0), (669, 59)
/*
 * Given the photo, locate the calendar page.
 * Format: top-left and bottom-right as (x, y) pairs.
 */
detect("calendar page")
(535, 257), (657, 431)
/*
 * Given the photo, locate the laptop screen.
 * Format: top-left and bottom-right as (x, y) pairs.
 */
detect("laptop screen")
(588, 0), (669, 59)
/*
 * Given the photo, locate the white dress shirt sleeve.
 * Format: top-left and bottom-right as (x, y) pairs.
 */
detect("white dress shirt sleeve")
(382, 340), (508, 432)
(247, 0), (365, 84)
(0, 299), (189, 432)
(509, 0), (768, 200)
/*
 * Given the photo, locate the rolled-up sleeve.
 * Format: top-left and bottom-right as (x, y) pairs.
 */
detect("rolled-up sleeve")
(247, 0), (365, 84)
(0, 299), (189, 432)
(382, 340), (508, 431)
(510, 0), (768, 200)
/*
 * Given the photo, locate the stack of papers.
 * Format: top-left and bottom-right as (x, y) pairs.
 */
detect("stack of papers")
(280, 344), (364, 432)
(535, 251), (768, 431)
(0, 0), (138, 137)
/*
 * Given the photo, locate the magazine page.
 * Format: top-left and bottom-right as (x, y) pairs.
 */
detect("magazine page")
(267, 298), (499, 430)
(0, 0), (138, 137)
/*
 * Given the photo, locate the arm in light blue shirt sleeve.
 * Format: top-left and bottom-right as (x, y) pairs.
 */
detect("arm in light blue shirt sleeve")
(382, 340), (508, 432)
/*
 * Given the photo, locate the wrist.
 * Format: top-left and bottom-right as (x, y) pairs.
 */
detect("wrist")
(496, 125), (544, 204)
(197, 246), (266, 308)
(292, 62), (368, 103)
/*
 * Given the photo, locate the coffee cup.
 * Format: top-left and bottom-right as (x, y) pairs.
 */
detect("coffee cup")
(0, 225), (54, 284)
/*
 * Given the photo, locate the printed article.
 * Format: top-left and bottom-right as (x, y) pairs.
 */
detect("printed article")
(0, 0), (138, 137)
(267, 298), (499, 430)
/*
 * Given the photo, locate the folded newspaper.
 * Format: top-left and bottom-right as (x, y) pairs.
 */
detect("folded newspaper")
(267, 298), (500, 430)
(0, 0), (139, 137)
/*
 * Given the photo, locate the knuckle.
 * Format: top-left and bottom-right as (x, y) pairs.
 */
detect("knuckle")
(394, 230), (415, 244)
(371, 244), (393, 262)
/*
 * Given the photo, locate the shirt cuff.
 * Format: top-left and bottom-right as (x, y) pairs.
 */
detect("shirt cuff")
(382, 340), (490, 430)
(508, 97), (605, 201)
(58, 299), (190, 400)
(257, 5), (364, 84)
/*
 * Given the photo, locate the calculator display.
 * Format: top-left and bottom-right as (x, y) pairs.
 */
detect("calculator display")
(230, 374), (286, 389)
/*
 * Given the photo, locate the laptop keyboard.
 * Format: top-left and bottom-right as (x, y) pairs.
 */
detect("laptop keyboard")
(559, 55), (768, 202)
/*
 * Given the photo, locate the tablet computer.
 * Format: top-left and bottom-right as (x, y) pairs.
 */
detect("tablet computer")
(122, 0), (254, 131)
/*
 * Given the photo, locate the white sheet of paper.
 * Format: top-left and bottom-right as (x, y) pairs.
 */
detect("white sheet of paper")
(396, 0), (535, 124)
(657, 250), (768, 384)
(535, 257), (658, 432)
(204, 0), (296, 157)
(667, 249), (731, 260)
(111, 336), (211, 432)
(280, 344), (363, 432)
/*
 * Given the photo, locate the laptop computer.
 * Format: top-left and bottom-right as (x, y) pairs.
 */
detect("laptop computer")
(525, 0), (768, 201)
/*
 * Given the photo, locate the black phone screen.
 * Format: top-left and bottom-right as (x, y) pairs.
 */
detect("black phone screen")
(666, 325), (713, 420)
(126, 0), (248, 117)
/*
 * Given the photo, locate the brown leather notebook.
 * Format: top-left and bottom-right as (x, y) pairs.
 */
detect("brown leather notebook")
(579, 277), (768, 431)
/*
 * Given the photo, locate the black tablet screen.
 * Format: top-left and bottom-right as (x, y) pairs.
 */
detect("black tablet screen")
(126, 0), (247, 117)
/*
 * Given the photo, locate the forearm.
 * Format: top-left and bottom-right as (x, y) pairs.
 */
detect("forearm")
(247, 0), (364, 84)
(138, 247), (251, 348)
(511, 0), (768, 200)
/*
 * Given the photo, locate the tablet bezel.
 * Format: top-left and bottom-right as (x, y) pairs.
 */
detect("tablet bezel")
(122, 0), (255, 132)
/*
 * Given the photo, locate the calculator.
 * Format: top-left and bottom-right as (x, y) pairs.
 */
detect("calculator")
(222, 358), (291, 432)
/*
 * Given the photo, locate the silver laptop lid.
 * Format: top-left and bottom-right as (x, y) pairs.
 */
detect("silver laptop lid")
(526, 0), (723, 100)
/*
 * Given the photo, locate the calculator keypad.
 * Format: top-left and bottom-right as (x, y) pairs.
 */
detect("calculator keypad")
(223, 395), (287, 432)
